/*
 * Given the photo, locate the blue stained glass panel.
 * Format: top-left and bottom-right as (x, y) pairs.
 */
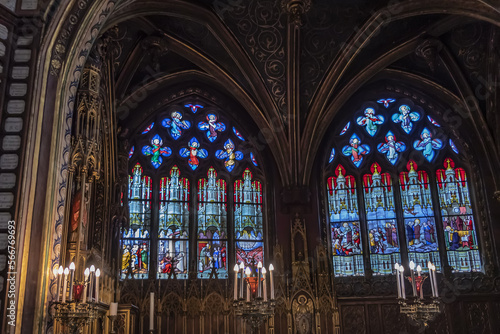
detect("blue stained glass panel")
(342, 133), (370, 167)
(377, 131), (406, 165)
(427, 115), (441, 127)
(179, 137), (208, 170)
(233, 127), (245, 141)
(198, 114), (226, 142)
(392, 104), (420, 134)
(329, 148), (335, 163)
(413, 128), (443, 162)
(356, 107), (384, 136)
(450, 139), (459, 154)
(162, 111), (191, 140)
(377, 98), (395, 108)
(340, 121), (350, 135)
(129, 146), (134, 159)
(142, 122), (154, 134)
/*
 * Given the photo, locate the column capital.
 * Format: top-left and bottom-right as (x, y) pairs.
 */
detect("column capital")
(281, 0), (311, 26)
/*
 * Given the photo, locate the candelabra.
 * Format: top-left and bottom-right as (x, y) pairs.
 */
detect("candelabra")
(396, 261), (442, 329)
(233, 262), (276, 334)
(53, 301), (100, 334)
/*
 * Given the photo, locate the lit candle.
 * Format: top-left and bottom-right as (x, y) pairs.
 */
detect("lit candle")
(89, 265), (95, 302)
(83, 268), (90, 303)
(233, 264), (239, 300)
(68, 262), (75, 301)
(239, 262), (244, 299)
(62, 268), (69, 303)
(432, 265), (439, 297)
(269, 264), (275, 300)
(55, 266), (63, 302)
(417, 265), (421, 277)
(245, 267), (251, 302)
(150, 292), (155, 330)
(428, 262), (435, 297)
(257, 261), (263, 299)
(262, 267), (267, 301)
(110, 302), (118, 316)
(395, 263), (401, 298)
(95, 269), (100, 303)
(399, 266), (406, 299)
(409, 261), (417, 297)
(416, 265), (423, 299)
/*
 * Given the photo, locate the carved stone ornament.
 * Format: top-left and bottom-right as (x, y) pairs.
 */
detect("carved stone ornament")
(281, 0), (312, 26)
(415, 38), (443, 72)
(494, 190), (500, 202)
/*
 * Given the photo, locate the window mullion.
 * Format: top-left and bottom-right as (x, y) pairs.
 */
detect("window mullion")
(429, 170), (450, 274)
(392, 173), (409, 267)
(151, 176), (160, 279)
(356, 173), (372, 276)
(190, 175), (198, 280)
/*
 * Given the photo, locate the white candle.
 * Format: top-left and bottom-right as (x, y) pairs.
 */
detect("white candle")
(416, 265), (423, 299)
(68, 262), (75, 301)
(233, 264), (239, 300)
(55, 267), (63, 302)
(83, 268), (90, 303)
(245, 267), (251, 302)
(399, 266), (406, 299)
(89, 265), (95, 302)
(110, 302), (118, 316)
(150, 292), (155, 330)
(432, 265), (439, 297)
(239, 263), (244, 299)
(262, 267), (267, 301)
(269, 264), (275, 300)
(257, 261), (262, 299)
(95, 269), (100, 303)
(409, 261), (417, 296)
(395, 263), (401, 298)
(62, 268), (69, 303)
(428, 262), (435, 297)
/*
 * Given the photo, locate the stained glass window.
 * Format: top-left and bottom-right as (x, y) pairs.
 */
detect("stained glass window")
(235, 169), (264, 267)
(399, 161), (440, 272)
(363, 163), (400, 275)
(122, 163), (152, 279)
(197, 167), (228, 279)
(327, 165), (363, 276)
(436, 158), (480, 272)
(158, 166), (189, 279)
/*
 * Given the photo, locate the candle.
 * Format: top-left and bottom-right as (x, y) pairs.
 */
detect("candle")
(110, 302), (118, 316)
(395, 263), (401, 298)
(245, 267), (251, 302)
(55, 266), (63, 302)
(416, 265), (423, 299)
(83, 268), (90, 303)
(62, 268), (69, 303)
(262, 267), (267, 301)
(257, 261), (262, 299)
(95, 269), (100, 303)
(269, 264), (275, 300)
(432, 265), (439, 297)
(150, 292), (155, 330)
(399, 266), (406, 299)
(428, 262), (435, 297)
(68, 262), (75, 301)
(89, 265), (95, 302)
(409, 261), (417, 297)
(239, 262), (244, 299)
(233, 264), (239, 300)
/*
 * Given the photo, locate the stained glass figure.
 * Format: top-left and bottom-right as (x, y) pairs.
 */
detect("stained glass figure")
(363, 163), (400, 275)
(413, 128), (443, 162)
(235, 169), (263, 267)
(399, 161), (440, 271)
(185, 104), (204, 113)
(342, 133), (370, 167)
(129, 146), (135, 159)
(377, 98), (395, 108)
(233, 127), (245, 141)
(197, 167), (228, 279)
(427, 115), (441, 127)
(327, 165), (364, 276)
(329, 148), (336, 164)
(142, 122), (154, 134)
(436, 158), (480, 272)
(250, 152), (258, 166)
(179, 137), (208, 170)
(215, 139), (243, 172)
(158, 166), (189, 279)
(340, 121), (350, 136)
(142, 134), (172, 169)
(198, 114), (226, 142)
(377, 131), (406, 165)
(356, 107), (384, 136)
(162, 111), (191, 140)
(123, 164), (152, 279)
(450, 139), (459, 154)
(392, 104), (420, 134)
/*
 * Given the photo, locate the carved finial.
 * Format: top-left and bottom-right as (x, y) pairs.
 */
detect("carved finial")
(142, 35), (169, 71)
(494, 191), (500, 203)
(282, 0), (311, 26)
(415, 38), (443, 72)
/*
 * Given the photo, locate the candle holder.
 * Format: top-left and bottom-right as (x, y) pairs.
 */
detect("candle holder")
(53, 301), (100, 334)
(233, 297), (276, 334)
(399, 297), (442, 328)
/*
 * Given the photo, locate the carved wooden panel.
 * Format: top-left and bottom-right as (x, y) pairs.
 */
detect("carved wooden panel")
(341, 305), (365, 334)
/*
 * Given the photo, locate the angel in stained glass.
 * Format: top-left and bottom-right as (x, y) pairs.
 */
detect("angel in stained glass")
(142, 134), (172, 168)
(216, 139), (243, 172)
(357, 107), (384, 136)
(413, 128), (443, 162)
(392, 104), (420, 134)
(342, 134), (370, 167)
(377, 131), (406, 164)
(162, 111), (191, 140)
(198, 114), (226, 142)
(179, 137), (208, 170)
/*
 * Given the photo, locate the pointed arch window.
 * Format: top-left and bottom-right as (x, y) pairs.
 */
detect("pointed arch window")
(325, 97), (481, 277)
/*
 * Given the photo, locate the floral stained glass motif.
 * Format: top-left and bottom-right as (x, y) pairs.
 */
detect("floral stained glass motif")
(215, 139), (243, 172)
(327, 165), (364, 276)
(377, 98), (395, 108)
(123, 164), (152, 279)
(356, 107), (384, 136)
(162, 111), (191, 140)
(197, 167), (227, 279)
(185, 104), (203, 113)
(329, 148), (336, 164)
(342, 133), (370, 167)
(377, 131), (406, 165)
(158, 166), (189, 279)
(234, 169), (263, 267)
(436, 158), (480, 272)
(413, 128), (443, 162)
(179, 137), (208, 170)
(427, 116), (441, 127)
(340, 121), (351, 136)
(363, 163), (400, 275)
(392, 104), (420, 134)
(129, 146), (135, 159)
(250, 152), (258, 166)
(142, 122), (154, 134)
(450, 139), (459, 154)
(142, 134), (172, 169)
(233, 127), (245, 141)
(198, 114), (226, 142)
(399, 161), (440, 272)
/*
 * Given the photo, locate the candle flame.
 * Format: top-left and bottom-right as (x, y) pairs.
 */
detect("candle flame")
(245, 267), (251, 276)
(69, 262), (75, 270)
(53, 266), (59, 276)
(395, 263), (400, 270)
(262, 267), (267, 275)
(269, 264), (274, 271)
(409, 261), (415, 270)
(58, 266), (63, 275)
(96, 268), (101, 277)
(64, 268), (69, 275)
(84, 268), (90, 277)
(90, 265), (96, 272)
(233, 264), (239, 272)
(257, 261), (262, 268)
